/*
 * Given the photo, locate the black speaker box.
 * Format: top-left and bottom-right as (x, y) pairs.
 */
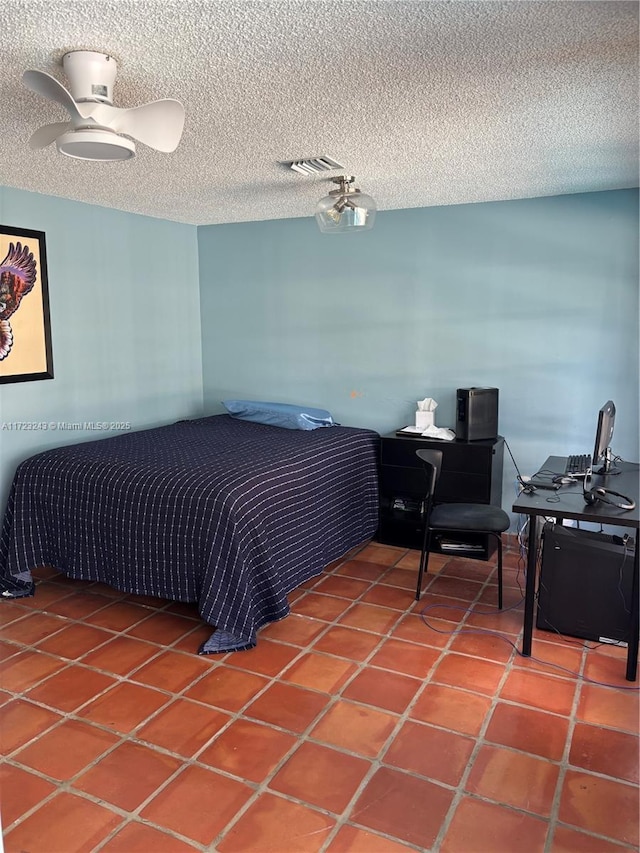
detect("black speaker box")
(537, 523), (635, 644)
(456, 387), (499, 441)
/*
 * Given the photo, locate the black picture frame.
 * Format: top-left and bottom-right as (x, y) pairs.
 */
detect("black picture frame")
(0, 224), (53, 384)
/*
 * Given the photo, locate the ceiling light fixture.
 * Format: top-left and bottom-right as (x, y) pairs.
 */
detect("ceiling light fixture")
(315, 175), (376, 234)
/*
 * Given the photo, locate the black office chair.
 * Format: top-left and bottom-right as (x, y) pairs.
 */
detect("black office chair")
(415, 449), (510, 607)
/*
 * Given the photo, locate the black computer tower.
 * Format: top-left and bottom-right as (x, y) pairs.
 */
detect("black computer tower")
(537, 523), (635, 644)
(456, 387), (499, 441)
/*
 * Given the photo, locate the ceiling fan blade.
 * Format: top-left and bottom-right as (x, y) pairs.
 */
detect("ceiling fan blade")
(91, 99), (185, 152)
(29, 121), (73, 149)
(22, 70), (85, 122)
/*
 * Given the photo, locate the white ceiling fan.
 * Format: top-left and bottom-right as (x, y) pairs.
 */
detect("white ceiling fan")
(23, 50), (185, 161)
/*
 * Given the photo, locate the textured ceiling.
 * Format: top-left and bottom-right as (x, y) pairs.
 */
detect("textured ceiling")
(0, 0), (637, 226)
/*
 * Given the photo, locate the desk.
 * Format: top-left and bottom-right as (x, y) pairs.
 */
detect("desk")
(512, 457), (639, 682)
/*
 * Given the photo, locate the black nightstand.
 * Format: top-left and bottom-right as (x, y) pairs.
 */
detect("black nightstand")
(376, 432), (505, 558)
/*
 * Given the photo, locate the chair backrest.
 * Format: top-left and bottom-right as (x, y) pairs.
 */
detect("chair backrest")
(415, 449), (443, 501)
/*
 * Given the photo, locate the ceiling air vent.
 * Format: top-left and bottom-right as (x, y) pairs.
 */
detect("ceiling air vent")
(286, 156), (344, 175)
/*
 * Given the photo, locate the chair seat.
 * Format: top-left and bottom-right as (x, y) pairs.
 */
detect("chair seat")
(429, 503), (511, 533)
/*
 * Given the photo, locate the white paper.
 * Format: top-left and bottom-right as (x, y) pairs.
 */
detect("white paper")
(416, 398), (438, 412)
(421, 425), (456, 441)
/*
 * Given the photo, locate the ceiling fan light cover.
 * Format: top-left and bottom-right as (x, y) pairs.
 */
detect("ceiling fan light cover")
(315, 177), (376, 233)
(56, 129), (136, 161)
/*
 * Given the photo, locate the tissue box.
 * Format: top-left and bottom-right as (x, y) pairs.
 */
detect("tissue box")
(415, 411), (434, 430)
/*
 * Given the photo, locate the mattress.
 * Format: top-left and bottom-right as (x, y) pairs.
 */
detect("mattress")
(0, 414), (380, 652)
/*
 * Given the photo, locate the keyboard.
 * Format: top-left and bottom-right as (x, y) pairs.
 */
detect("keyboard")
(564, 454), (591, 476)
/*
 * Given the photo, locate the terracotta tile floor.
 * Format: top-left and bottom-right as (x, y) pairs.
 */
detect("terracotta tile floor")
(1, 541), (639, 853)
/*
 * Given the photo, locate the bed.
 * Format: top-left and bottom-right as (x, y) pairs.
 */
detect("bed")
(0, 414), (380, 653)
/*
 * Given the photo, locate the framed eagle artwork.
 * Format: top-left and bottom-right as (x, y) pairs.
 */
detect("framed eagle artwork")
(0, 224), (53, 384)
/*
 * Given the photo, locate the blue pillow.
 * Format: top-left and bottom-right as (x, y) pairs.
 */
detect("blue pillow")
(223, 400), (335, 430)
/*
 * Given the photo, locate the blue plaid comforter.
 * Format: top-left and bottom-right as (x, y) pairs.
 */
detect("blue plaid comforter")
(0, 415), (380, 652)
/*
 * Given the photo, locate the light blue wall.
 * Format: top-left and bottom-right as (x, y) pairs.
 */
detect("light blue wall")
(199, 189), (639, 507)
(0, 186), (203, 507)
(1, 187), (635, 520)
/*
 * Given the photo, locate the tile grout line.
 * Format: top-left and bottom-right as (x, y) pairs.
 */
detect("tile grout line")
(203, 556), (411, 849)
(421, 553), (526, 851)
(2, 544), (637, 851)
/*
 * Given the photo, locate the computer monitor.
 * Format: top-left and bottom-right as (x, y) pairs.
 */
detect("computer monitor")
(592, 400), (616, 474)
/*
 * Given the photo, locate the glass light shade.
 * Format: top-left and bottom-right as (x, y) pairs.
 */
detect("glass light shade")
(315, 188), (376, 233)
